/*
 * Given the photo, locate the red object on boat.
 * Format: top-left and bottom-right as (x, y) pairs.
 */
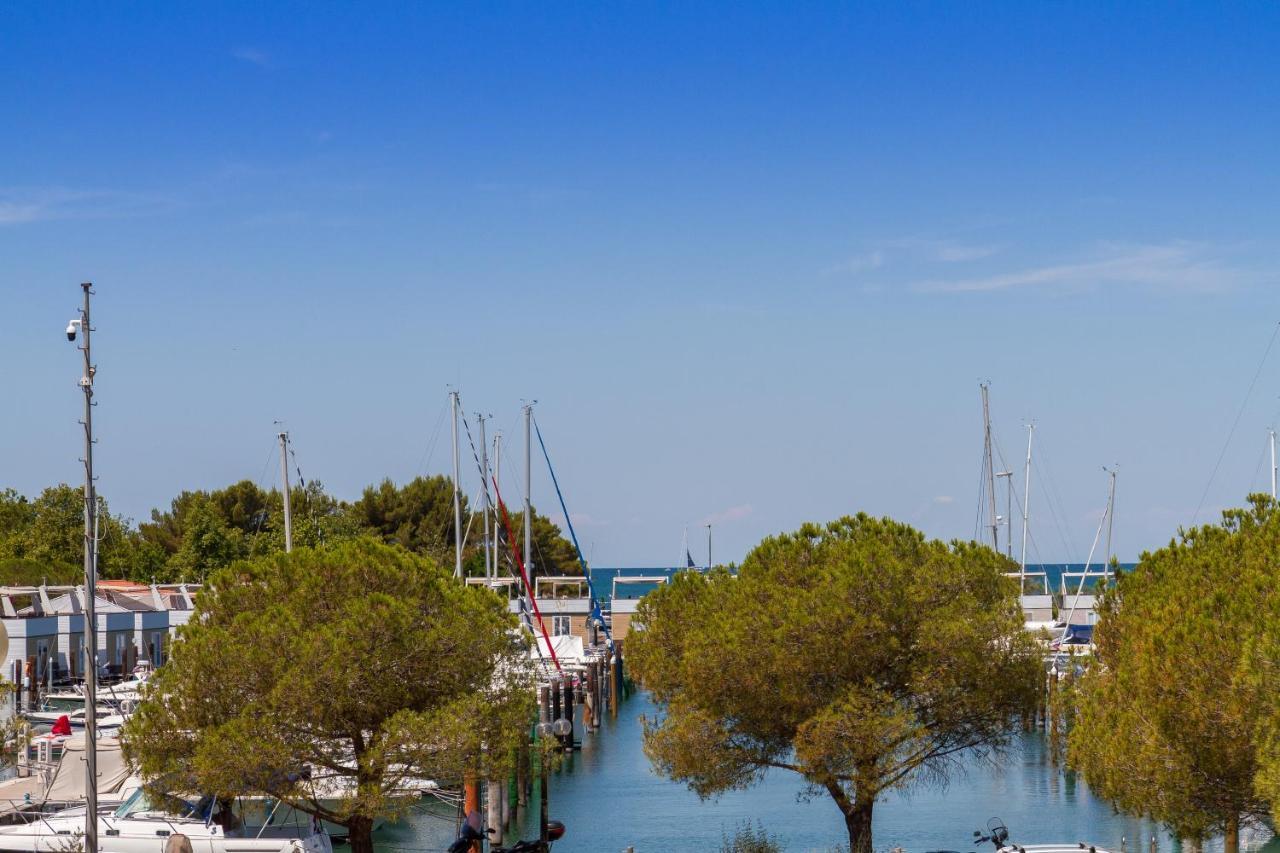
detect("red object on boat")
(51, 715), (72, 736)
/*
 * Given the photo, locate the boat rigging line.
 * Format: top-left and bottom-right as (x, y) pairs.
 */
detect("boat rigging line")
(532, 414), (614, 649)
(492, 476), (562, 673)
(1058, 468), (1117, 646)
(416, 400), (450, 477)
(1192, 320), (1280, 526)
(433, 392), (558, 673)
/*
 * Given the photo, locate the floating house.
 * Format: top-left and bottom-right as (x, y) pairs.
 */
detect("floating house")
(0, 582), (198, 689)
(466, 572), (676, 644)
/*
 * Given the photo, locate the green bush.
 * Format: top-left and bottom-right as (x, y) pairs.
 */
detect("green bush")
(720, 821), (781, 853)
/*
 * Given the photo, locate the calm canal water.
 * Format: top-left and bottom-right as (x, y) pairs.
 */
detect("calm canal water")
(375, 692), (1278, 853)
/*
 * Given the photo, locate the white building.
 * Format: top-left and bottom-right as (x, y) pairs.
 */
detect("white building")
(1, 582), (198, 689)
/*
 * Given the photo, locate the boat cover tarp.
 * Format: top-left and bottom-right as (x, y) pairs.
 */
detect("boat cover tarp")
(43, 735), (131, 802)
(533, 635), (585, 665)
(0, 773), (49, 814)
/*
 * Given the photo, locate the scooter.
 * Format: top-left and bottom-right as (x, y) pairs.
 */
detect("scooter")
(447, 820), (566, 853)
(973, 818), (1011, 851)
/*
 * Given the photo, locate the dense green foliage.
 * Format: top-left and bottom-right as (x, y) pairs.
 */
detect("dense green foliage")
(1068, 496), (1280, 851)
(0, 476), (580, 584)
(0, 485), (149, 581)
(123, 539), (535, 853)
(628, 514), (1040, 853)
(352, 475), (579, 575)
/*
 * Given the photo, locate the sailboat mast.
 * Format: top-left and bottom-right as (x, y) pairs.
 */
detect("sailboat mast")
(523, 403), (534, 584)
(479, 414), (491, 580)
(981, 383), (999, 552)
(1104, 467), (1117, 583)
(1271, 429), (1277, 500)
(493, 432), (502, 574)
(278, 431), (292, 553)
(71, 282), (99, 853)
(1020, 423), (1034, 594)
(450, 391), (463, 579)
(996, 470), (1013, 559)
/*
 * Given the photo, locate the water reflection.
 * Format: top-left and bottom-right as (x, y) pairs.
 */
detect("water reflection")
(378, 692), (1278, 853)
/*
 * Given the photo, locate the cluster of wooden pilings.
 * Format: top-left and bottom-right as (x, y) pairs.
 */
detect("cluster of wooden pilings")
(465, 638), (626, 850)
(1021, 657), (1080, 765)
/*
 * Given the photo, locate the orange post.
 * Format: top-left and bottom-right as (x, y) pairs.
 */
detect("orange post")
(463, 775), (481, 853)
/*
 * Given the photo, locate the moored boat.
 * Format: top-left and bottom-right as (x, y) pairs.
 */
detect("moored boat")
(0, 786), (333, 853)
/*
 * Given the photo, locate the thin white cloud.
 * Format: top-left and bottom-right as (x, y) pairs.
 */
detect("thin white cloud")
(827, 250), (885, 275)
(231, 46), (272, 67)
(0, 200), (44, 225)
(568, 512), (608, 528)
(886, 238), (1002, 263)
(700, 504), (753, 526)
(0, 187), (175, 226)
(827, 239), (999, 276)
(914, 242), (1242, 294)
(933, 495), (955, 505)
(936, 243), (1001, 263)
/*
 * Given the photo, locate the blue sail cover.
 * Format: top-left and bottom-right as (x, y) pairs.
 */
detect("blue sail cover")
(1060, 624), (1094, 645)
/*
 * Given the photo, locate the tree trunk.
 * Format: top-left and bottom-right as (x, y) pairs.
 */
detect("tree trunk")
(1223, 813), (1239, 853)
(843, 796), (874, 853)
(347, 815), (375, 853)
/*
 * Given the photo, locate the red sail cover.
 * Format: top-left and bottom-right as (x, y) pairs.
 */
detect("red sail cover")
(52, 715), (72, 736)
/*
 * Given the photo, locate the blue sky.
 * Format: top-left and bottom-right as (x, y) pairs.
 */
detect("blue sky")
(2, 3), (1278, 566)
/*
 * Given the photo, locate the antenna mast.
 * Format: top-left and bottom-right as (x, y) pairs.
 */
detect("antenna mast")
(70, 282), (99, 853)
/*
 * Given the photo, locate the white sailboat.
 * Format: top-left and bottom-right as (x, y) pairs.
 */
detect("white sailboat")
(0, 788), (333, 853)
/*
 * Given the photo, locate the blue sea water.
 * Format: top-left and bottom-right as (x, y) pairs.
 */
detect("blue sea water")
(588, 564), (1138, 603)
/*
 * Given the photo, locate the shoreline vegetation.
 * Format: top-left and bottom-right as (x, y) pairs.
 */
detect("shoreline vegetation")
(630, 497), (1280, 852)
(9, 492), (1280, 851)
(0, 478), (581, 584)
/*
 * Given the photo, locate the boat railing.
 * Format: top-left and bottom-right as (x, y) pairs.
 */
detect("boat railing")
(610, 575), (670, 601)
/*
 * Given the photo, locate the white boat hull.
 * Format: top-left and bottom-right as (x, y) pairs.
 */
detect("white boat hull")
(0, 810), (333, 853)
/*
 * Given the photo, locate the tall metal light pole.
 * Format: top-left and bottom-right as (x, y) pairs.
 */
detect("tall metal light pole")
(706, 524), (712, 571)
(67, 283), (99, 853)
(278, 431), (293, 552)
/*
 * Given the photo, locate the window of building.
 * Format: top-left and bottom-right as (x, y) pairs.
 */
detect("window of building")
(552, 616), (572, 637)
